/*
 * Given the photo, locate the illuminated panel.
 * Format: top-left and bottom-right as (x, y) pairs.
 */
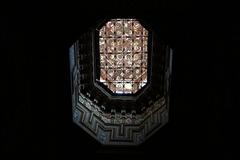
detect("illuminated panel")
(99, 19), (148, 94)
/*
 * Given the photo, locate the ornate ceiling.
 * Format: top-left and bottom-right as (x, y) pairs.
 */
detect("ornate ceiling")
(69, 18), (173, 145)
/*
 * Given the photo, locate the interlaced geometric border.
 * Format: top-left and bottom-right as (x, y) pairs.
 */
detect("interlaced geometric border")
(72, 92), (168, 145)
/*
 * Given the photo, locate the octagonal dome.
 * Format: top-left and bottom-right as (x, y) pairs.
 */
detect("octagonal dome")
(69, 17), (173, 145)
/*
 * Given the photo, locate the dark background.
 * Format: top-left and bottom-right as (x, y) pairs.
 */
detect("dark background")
(2, 1), (237, 159)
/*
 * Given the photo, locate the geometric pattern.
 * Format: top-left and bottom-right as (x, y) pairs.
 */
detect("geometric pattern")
(72, 93), (168, 145)
(99, 19), (148, 94)
(69, 20), (173, 145)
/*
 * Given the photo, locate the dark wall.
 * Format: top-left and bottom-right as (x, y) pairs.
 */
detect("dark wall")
(3, 1), (235, 159)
